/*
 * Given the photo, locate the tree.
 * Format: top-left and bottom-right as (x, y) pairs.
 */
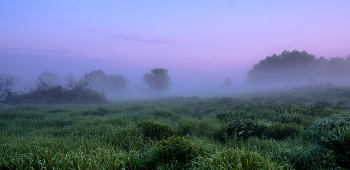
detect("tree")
(246, 50), (350, 85)
(89, 69), (127, 92)
(63, 72), (93, 93)
(142, 68), (172, 91)
(36, 71), (61, 90)
(0, 78), (14, 100)
(222, 78), (232, 88)
(64, 72), (76, 90)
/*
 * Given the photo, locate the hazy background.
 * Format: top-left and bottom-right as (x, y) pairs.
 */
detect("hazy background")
(1, 0), (350, 99)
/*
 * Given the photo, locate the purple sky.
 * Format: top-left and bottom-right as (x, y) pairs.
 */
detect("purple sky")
(1, 0), (350, 96)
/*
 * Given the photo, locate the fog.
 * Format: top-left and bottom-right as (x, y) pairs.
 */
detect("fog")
(1, 1), (350, 102)
(1, 49), (350, 102)
(0, 51), (250, 100)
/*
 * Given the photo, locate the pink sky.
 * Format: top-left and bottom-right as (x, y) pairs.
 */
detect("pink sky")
(1, 0), (350, 95)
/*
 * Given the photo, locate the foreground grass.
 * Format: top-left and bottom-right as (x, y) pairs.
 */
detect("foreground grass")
(1, 87), (350, 169)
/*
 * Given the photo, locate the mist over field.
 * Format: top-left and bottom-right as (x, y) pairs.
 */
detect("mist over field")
(1, 0), (350, 102)
(1, 49), (350, 102)
(0, 52), (249, 100)
(2, 2), (350, 169)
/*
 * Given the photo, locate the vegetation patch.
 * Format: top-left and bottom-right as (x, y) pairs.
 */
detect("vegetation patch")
(264, 122), (300, 140)
(0, 111), (44, 120)
(322, 125), (350, 169)
(308, 114), (350, 136)
(45, 108), (68, 114)
(137, 120), (175, 140)
(1, 86), (350, 169)
(151, 109), (181, 120)
(176, 119), (201, 136)
(225, 119), (258, 140)
(144, 136), (197, 169)
(80, 107), (109, 116)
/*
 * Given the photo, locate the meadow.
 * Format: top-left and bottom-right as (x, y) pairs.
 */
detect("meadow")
(1, 84), (350, 169)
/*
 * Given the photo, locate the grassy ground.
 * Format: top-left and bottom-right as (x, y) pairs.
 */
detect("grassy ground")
(1, 85), (350, 169)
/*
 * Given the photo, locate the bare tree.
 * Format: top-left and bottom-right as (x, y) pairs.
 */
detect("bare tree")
(36, 71), (61, 90)
(64, 72), (76, 90)
(0, 78), (14, 100)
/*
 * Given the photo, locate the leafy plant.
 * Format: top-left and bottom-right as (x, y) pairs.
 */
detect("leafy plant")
(176, 119), (201, 136)
(265, 122), (300, 140)
(137, 120), (175, 140)
(80, 107), (109, 116)
(146, 136), (196, 168)
(322, 125), (350, 168)
(309, 114), (350, 136)
(273, 114), (312, 126)
(152, 110), (180, 120)
(225, 119), (258, 140)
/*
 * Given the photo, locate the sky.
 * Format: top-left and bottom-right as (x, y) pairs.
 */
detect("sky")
(1, 0), (350, 96)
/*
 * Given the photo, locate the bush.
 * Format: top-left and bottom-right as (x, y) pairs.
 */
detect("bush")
(216, 111), (234, 121)
(226, 119), (258, 139)
(191, 147), (282, 170)
(3, 85), (107, 104)
(320, 108), (338, 117)
(322, 125), (350, 168)
(145, 136), (196, 168)
(176, 119), (200, 136)
(273, 114), (313, 126)
(80, 107), (109, 116)
(45, 109), (68, 114)
(309, 114), (350, 135)
(107, 117), (126, 126)
(265, 122), (300, 140)
(2, 73), (107, 104)
(151, 110), (180, 120)
(137, 120), (175, 140)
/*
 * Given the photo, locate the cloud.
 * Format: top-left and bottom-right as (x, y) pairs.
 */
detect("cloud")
(0, 47), (82, 57)
(87, 29), (172, 44)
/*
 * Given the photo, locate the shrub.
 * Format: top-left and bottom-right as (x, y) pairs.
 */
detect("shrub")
(273, 114), (313, 126)
(225, 119), (258, 140)
(145, 136), (196, 168)
(320, 108), (338, 117)
(216, 111), (234, 121)
(137, 120), (175, 140)
(45, 108), (68, 114)
(176, 119), (200, 136)
(191, 147), (282, 169)
(322, 125), (350, 168)
(308, 114), (350, 136)
(0, 111), (44, 120)
(265, 122), (300, 140)
(107, 117), (126, 126)
(80, 107), (109, 116)
(151, 110), (180, 120)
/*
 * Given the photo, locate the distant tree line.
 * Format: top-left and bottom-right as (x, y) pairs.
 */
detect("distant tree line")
(0, 68), (172, 104)
(247, 50), (350, 85)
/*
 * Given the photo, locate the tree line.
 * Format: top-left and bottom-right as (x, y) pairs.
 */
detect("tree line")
(247, 50), (350, 84)
(2, 49), (349, 103)
(0, 68), (172, 104)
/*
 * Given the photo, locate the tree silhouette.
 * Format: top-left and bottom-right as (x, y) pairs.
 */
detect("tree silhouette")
(89, 69), (127, 92)
(222, 78), (232, 89)
(143, 68), (172, 91)
(0, 78), (14, 100)
(36, 71), (61, 91)
(247, 50), (350, 85)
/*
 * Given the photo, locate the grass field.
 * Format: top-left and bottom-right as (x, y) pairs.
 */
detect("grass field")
(1, 85), (350, 169)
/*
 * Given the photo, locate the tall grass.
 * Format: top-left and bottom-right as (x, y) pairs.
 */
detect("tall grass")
(1, 87), (350, 169)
